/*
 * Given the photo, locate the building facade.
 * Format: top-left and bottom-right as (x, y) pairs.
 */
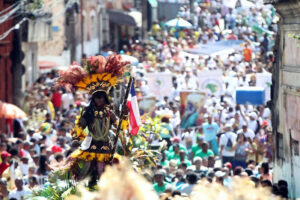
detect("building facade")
(269, 0), (300, 199)
(0, 0), (15, 132)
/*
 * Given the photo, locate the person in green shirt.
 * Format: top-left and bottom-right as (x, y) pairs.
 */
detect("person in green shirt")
(153, 170), (169, 195)
(160, 151), (169, 166)
(177, 150), (192, 167)
(167, 143), (180, 161)
(191, 136), (204, 161)
(168, 136), (188, 155)
(195, 142), (214, 159)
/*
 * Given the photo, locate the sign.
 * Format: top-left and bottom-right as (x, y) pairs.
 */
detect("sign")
(222, 0), (238, 8)
(197, 70), (223, 96)
(146, 72), (173, 100)
(180, 91), (206, 129)
(255, 72), (272, 102)
(138, 97), (157, 118)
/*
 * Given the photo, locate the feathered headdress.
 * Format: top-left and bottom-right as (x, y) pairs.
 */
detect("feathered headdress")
(57, 54), (129, 95)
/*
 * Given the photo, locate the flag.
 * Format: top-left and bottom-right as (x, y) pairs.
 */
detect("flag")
(126, 82), (141, 136)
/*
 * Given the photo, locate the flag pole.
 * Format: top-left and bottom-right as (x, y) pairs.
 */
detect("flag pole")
(109, 76), (133, 164)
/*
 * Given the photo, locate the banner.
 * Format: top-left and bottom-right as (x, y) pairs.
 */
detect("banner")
(197, 70), (223, 96)
(139, 97), (157, 118)
(222, 0), (238, 8)
(180, 91), (206, 129)
(146, 72), (173, 100)
(255, 72), (272, 102)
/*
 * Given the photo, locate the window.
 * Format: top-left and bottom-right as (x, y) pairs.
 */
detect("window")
(90, 10), (96, 40)
(293, 140), (299, 156)
(276, 132), (284, 159)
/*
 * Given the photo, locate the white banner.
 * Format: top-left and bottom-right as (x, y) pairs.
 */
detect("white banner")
(146, 72), (173, 100)
(255, 72), (272, 102)
(223, 0), (238, 8)
(197, 70), (224, 96)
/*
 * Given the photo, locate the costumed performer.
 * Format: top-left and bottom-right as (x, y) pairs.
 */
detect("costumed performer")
(56, 54), (129, 183)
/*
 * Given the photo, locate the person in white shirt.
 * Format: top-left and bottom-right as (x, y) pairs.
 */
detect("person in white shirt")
(220, 124), (237, 165)
(8, 178), (32, 200)
(246, 112), (261, 134)
(237, 125), (255, 141)
(61, 92), (74, 111)
(180, 172), (198, 195)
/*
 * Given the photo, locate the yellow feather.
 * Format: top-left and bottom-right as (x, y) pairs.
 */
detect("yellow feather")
(76, 81), (87, 88)
(91, 74), (98, 83)
(109, 76), (118, 86)
(83, 76), (92, 85)
(103, 73), (112, 81)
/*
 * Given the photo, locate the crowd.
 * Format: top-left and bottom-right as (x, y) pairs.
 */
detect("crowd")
(0, 0), (289, 200)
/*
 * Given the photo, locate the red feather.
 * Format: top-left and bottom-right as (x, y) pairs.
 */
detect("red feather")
(57, 64), (88, 90)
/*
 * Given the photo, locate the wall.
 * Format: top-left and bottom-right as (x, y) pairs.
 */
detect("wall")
(0, 1), (14, 132)
(38, 0), (65, 56)
(74, 0), (110, 62)
(272, 1), (300, 199)
(158, 2), (188, 21)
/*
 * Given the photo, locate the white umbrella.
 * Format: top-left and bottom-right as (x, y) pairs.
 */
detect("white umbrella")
(121, 55), (139, 65)
(165, 18), (193, 29)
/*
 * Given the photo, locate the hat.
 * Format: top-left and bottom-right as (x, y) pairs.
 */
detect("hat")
(57, 55), (129, 96)
(193, 156), (202, 163)
(171, 136), (180, 143)
(249, 112), (257, 119)
(224, 162), (232, 170)
(32, 133), (43, 140)
(51, 145), (63, 153)
(224, 123), (232, 131)
(215, 171), (226, 178)
(154, 169), (165, 177)
(1, 151), (11, 159)
(23, 141), (33, 146)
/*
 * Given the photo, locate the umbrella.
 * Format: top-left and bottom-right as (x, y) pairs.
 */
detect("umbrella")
(0, 101), (27, 119)
(38, 60), (58, 70)
(121, 55), (139, 65)
(165, 18), (193, 29)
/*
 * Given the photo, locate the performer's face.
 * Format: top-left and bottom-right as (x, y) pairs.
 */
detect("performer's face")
(94, 96), (105, 107)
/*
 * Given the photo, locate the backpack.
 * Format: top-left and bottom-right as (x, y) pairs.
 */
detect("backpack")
(225, 134), (233, 151)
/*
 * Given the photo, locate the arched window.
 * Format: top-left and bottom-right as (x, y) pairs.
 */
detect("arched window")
(82, 11), (87, 41)
(90, 10), (96, 40)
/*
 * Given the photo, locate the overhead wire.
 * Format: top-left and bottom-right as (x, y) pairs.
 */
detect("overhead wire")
(0, 4), (21, 25)
(0, 0), (77, 40)
(0, 1), (20, 16)
(0, 18), (28, 41)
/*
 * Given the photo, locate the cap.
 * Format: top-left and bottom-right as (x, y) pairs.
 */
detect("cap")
(193, 156), (202, 163)
(154, 169), (165, 177)
(23, 141), (33, 146)
(215, 171), (226, 178)
(1, 151), (11, 159)
(171, 136), (180, 143)
(224, 162), (232, 169)
(249, 112), (257, 119)
(32, 133), (43, 140)
(51, 145), (63, 153)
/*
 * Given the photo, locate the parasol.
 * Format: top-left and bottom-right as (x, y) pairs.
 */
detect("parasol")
(121, 55), (139, 65)
(165, 17), (193, 29)
(0, 101), (27, 119)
